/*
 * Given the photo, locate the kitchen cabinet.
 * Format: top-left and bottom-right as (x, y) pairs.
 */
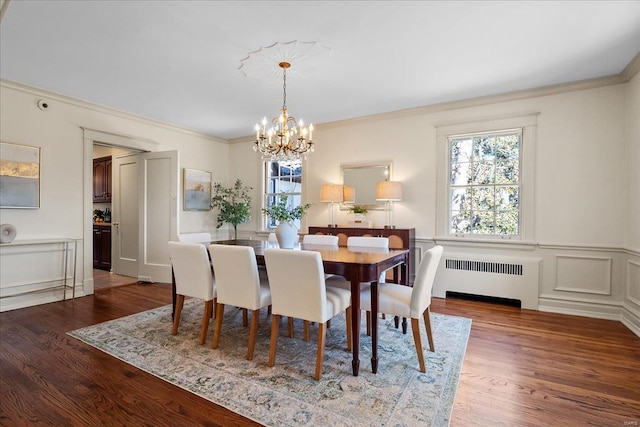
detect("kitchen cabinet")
(93, 156), (112, 203)
(93, 224), (112, 271)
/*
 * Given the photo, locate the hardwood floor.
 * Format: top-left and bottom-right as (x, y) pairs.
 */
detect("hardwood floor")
(92, 268), (138, 290)
(1, 284), (638, 426)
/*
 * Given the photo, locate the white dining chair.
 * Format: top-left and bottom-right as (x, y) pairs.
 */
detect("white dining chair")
(325, 236), (390, 293)
(168, 241), (216, 345)
(209, 244), (271, 360)
(264, 248), (352, 380)
(346, 236), (389, 250)
(302, 234), (340, 281)
(360, 245), (444, 373)
(302, 234), (339, 246)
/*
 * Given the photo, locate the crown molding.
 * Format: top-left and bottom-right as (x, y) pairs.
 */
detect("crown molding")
(0, 78), (228, 144)
(319, 73), (627, 132)
(621, 51), (640, 82)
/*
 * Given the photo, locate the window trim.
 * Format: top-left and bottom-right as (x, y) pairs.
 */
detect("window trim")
(435, 113), (538, 243)
(259, 158), (308, 232)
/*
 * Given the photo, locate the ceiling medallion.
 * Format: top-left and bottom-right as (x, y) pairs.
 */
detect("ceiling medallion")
(241, 41), (329, 161)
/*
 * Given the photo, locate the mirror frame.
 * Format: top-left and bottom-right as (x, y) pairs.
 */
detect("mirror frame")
(340, 161), (392, 210)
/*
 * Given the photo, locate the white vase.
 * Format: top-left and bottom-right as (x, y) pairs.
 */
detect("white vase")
(275, 221), (298, 249)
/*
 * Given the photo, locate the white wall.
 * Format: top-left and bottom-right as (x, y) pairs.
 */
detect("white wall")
(0, 81), (228, 311)
(230, 76), (639, 334)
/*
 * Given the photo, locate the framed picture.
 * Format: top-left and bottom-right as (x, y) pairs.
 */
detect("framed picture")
(0, 141), (41, 208)
(183, 168), (212, 211)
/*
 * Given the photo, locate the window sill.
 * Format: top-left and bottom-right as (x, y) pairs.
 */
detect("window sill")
(433, 236), (537, 251)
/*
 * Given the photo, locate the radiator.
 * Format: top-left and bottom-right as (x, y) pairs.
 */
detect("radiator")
(433, 254), (541, 309)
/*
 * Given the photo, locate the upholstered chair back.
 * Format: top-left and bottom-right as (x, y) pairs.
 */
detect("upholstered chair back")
(302, 234), (339, 245)
(167, 241), (214, 301)
(410, 245), (444, 318)
(209, 244), (264, 311)
(265, 248), (336, 323)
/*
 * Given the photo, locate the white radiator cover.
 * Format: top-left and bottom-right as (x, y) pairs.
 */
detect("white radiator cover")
(433, 253), (541, 309)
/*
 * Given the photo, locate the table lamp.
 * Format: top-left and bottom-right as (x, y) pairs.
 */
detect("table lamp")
(376, 181), (402, 228)
(320, 184), (343, 227)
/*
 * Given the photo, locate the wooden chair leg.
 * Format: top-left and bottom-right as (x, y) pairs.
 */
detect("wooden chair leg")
(267, 305), (272, 315)
(411, 318), (426, 373)
(287, 317), (294, 338)
(172, 295), (185, 335)
(211, 298), (217, 319)
(366, 310), (371, 336)
(345, 307), (352, 352)
(211, 303), (225, 349)
(199, 300), (213, 345)
(327, 319), (331, 328)
(268, 314), (281, 367)
(303, 320), (310, 342)
(315, 322), (327, 380)
(423, 307), (435, 352)
(247, 309), (260, 360)
(242, 308), (248, 327)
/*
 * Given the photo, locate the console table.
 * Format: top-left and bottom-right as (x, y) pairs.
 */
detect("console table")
(308, 226), (416, 286)
(0, 238), (78, 302)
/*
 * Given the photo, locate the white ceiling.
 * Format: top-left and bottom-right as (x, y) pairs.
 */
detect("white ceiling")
(1, 1), (639, 140)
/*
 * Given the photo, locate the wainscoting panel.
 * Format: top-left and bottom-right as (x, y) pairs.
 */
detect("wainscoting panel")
(554, 255), (612, 295)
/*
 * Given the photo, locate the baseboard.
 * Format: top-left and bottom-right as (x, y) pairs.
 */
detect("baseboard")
(0, 287), (86, 312)
(621, 303), (640, 338)
(539, 296), (640, 337)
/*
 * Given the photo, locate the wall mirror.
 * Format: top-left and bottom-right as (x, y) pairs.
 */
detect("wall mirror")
(341, 162), (391, 210)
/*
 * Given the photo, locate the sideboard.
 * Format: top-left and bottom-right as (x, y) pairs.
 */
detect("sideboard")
(308, 226), (416, 286)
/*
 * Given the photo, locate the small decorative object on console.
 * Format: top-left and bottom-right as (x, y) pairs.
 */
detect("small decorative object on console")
(0, 224), (17, 243)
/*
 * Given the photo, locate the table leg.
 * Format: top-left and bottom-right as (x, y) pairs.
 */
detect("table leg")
(350, 277), (360, 376)
(371, 280), (379, 373)
(171, 268), (176, 320)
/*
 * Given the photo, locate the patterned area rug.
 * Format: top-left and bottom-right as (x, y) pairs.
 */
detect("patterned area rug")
(68, 300), (471, 427)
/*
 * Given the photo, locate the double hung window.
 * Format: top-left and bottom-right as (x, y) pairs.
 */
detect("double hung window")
(263, 159), (304, 230)
(448, 129), (521, 237)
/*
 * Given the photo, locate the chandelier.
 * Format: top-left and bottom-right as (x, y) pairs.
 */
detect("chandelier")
(254, 61), (314, 161)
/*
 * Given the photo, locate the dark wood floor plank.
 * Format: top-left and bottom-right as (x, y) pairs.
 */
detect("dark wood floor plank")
(1, 284), (638, 426)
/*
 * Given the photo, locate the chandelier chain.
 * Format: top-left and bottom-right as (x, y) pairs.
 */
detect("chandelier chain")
(282, 67), (287, 110)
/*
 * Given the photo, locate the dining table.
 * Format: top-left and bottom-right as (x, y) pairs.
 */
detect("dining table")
(171, 238), (410, 376)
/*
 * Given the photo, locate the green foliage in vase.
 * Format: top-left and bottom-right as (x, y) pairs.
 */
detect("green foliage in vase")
(349, 205), (368, 214)
(211, 179), (252, 238)
(261, 194), (311, 223)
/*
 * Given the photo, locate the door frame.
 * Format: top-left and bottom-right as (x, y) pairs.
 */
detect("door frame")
(82, 128), (159, 295)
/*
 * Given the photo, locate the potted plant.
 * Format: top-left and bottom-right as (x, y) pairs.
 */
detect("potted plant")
(349, 205), (368, 221)
(261, 194), (311, 248)
(210, 179), (252, 240)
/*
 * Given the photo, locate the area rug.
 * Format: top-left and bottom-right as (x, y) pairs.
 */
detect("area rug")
(68, 300), (471, 427)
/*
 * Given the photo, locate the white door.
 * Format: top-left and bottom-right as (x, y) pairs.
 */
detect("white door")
(112, 151), (178, 283)
(112, 154), (140, 278)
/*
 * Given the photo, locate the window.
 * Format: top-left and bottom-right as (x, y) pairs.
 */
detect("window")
(263, 159), (304, 230)
(448, 129), (521, 237)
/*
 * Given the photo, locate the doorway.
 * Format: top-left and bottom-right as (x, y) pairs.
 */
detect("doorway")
(92, 143), (143, 289)
(83, 128), (177, 296)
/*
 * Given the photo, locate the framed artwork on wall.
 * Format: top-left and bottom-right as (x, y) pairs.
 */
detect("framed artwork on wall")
(183, 168), (212, 211)
(0, 141), (41, 208)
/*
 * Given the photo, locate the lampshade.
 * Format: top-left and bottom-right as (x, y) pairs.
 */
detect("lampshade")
(343, 186), (355, 203)
(376, 181), (402, 201)
(320, 184), (344, 203)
